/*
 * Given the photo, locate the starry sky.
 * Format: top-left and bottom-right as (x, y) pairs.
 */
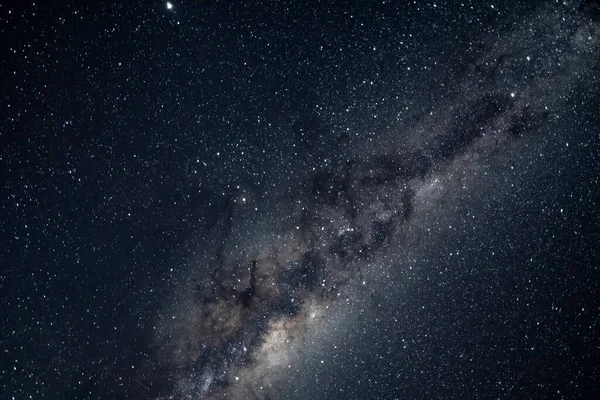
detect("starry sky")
(2, 0), (600, 399)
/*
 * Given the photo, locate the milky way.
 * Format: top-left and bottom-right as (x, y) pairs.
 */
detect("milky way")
(4, 1), (600, 399)
(137, 4), (600, 398)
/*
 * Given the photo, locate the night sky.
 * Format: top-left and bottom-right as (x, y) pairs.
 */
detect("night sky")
(2, 0), (600, 399)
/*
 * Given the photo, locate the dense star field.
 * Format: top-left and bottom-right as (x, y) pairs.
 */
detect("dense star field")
(2, 0), (600, 399)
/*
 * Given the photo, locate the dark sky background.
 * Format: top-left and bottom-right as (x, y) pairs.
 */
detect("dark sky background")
(1, 1), (600, 399)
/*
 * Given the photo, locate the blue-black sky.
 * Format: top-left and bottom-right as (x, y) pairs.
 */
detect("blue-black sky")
(1, 1), (600, 399)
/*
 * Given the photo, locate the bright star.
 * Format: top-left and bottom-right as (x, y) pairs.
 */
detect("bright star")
(166, 2), (173, 10)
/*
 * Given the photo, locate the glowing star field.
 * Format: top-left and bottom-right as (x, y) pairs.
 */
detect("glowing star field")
(1, 1), (599, 399)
